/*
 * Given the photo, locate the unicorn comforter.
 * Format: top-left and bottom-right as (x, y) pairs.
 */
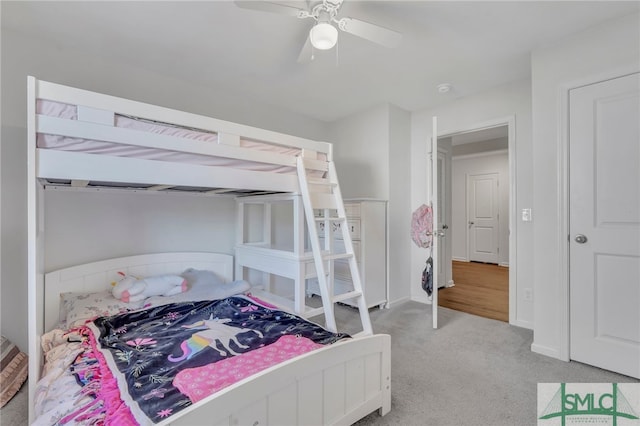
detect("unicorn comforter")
(36, 295), (349, 425)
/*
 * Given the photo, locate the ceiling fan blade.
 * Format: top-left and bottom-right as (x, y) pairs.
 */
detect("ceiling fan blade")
(337, 17), (402, 48)
(297, 35), (313, 63)
(233, 1), (306, 18)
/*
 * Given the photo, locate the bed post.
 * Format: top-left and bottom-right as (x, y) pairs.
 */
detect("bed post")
(235, 201), (244, 281)
(27, 76), (45, 423)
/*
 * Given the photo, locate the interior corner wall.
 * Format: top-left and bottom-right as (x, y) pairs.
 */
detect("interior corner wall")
(387, 105), (412, 306)
(410, 78), (533, 329)
(329, 105), (390, 200)
(530, 12), (640, 360)
(328, 104), (413, 307)
(0, 28), (329, 352)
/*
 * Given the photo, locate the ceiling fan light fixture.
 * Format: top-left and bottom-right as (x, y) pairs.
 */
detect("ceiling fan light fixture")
(310, 22), (338, 50)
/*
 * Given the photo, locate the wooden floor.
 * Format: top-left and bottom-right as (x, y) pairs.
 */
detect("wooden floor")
(438, 261), (509, 322)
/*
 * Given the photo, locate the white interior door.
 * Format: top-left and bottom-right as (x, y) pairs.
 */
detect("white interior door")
(569, 72), (640, 379)
(467, 173), (499, 263)
(431, 117), (440, 329)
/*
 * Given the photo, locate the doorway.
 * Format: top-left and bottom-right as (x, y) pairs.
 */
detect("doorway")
(436, 122), (514, 323)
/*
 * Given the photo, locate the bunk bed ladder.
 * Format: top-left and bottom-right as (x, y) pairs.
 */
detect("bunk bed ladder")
(296, 156), (373, 336)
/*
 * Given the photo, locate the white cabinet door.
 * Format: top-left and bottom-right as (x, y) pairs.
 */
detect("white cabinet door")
(569, 72), (640, 379)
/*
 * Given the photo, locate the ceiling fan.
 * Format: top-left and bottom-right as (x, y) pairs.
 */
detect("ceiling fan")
(234, 0), (402, 62)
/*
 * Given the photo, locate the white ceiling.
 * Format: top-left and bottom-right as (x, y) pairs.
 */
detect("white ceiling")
(3, 1), (639, 122)
(450, 125), (508, 145)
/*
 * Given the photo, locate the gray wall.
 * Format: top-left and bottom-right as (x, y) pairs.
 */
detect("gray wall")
(329, 105), (390, 200)
(387, 105), (412, 306)
(329, 104), (413, 307)
(410, 79), (533, 329)
(0, 27), (330, 351)
(1, 24), (412, 352)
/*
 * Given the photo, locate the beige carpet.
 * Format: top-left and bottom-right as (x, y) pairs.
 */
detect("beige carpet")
(2, 300), (637, 425)
(0, 379), (27, 425)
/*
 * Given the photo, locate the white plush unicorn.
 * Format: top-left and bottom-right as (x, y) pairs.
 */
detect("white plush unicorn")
(111, 272), (187, 303)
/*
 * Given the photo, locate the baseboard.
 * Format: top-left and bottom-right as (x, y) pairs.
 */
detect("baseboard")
(511, 318), (533, 330)
(531, 342), (563, 360)
(452, 257), (468, 262)
(386, 296), (412, 309)
(499, 262), (509, 268)
(410, 293), (431, 305)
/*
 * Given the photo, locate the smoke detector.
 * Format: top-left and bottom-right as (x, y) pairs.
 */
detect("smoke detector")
(437, 83), (452, 93)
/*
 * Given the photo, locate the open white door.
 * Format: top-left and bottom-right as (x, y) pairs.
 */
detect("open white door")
(431, 117), (439, 329)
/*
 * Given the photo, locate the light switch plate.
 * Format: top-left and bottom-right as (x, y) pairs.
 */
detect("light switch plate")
(522, 208), (532, 222)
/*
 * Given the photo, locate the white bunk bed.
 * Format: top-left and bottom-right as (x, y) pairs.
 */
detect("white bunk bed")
(27, 77), (390, 425)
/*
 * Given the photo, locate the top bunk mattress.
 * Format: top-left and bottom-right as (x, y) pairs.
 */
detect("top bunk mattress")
(36, 100), (324, 175)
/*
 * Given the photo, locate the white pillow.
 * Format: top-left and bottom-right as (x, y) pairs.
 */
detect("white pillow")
(181, 268), (225, 289)
(142, 269), (250, 308)
(60, 290), (144, 328)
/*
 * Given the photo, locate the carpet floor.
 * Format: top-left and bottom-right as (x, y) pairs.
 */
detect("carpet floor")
(2, 300), (637, 425)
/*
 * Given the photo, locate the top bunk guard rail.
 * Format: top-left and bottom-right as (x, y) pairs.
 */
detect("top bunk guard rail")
(34, 78), (332, 154)
(28, 77), (333, 193)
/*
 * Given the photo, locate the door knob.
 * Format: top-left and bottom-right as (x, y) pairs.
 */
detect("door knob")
(468, 221), (474, 225)
(442, 224), (449, 229)
(575, 234), (588, 244)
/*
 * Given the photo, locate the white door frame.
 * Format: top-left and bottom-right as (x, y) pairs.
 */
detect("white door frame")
(557, 67), (640, 362)
(439, 115), (517, 325)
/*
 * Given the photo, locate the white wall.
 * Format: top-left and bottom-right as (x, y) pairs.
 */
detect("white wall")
(530, 13), (640, 360)
(451, 151), (509, 266)
(0, 28), (329, 352)
(410, 78), (533, 329)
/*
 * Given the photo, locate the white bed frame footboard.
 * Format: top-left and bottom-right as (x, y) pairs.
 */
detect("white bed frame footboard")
(32, 252), (391, 425)
(165, 334), (391, 426)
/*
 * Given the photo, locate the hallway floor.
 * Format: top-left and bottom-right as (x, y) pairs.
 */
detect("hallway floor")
(438, 260), (509, 322)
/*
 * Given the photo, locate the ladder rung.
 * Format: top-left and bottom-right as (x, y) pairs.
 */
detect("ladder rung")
(302, 306), (325, 318)
(307, 178), (338, 187)
(310, 193), (338, 210)
(332, 291), (363, 304)
(323, 253), (353, 261)
(314, 216), (345, 222)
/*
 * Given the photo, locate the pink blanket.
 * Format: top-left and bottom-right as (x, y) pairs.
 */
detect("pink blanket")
(173, 335), (322, 403)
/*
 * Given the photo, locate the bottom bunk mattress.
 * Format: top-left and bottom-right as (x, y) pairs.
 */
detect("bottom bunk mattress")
(34, 295), (349, 425)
